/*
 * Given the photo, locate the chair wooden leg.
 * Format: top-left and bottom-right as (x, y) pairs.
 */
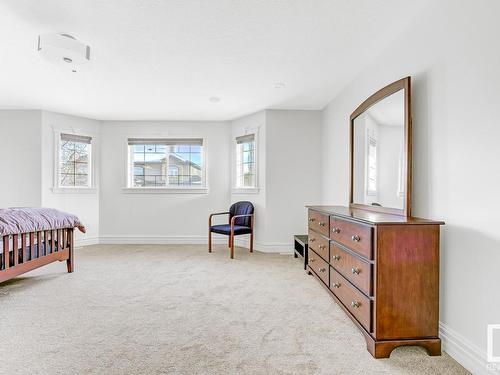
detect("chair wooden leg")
(228, 235), (231, 248)
(230, 233), (234, 259)
(250, 232), (254, 253)
(208, 230), (212, 253)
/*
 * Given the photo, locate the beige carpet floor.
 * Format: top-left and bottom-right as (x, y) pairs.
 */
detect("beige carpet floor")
(0, 245), (468, 375)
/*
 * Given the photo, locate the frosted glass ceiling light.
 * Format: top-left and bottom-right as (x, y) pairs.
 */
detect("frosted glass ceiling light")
(38, 33), (91, 72)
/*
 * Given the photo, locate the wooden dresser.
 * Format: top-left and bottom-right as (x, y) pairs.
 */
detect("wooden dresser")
(306, 205), (444, 358)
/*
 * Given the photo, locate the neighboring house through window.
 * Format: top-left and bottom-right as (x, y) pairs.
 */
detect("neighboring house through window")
(59, 133), (92, 187)
(235, 134), (256, 188)
(128, 138), (204, 188)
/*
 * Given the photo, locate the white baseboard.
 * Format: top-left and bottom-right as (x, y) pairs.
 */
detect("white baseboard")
(74, 237), (99, 247)
(94, 235), (292, 253)
(99, 235), (226, 245)
(440, 322), (496, 375)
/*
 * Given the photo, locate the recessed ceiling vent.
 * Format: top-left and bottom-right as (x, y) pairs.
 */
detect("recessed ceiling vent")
(37, 33), (90, 72)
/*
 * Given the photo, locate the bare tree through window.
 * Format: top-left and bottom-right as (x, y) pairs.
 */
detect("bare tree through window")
(60, 134), (91, 187)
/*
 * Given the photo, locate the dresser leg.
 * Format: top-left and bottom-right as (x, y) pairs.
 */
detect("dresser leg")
(369, 338), (441, 359)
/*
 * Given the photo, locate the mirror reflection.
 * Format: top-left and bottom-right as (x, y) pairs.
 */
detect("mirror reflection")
(352, 89), (405, 210)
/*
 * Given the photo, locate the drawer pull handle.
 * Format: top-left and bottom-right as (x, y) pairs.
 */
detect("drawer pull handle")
(351, 301), (361, 308)
(332, 227), (340, 234)
(318, 245), (326, 250)
(319, 268), (326, 273)
(308, 218), (315, 222)
(351, 235), (361, 242)
(332, 282), (341, 288)
(351, 267), (360, 275)
(332, 255), (340, 261)
(310, 238), (316, 242)
(309, 258), (315, 263)
(319, 222), (326, 227)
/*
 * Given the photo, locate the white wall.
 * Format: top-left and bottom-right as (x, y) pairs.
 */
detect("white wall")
(41, 111), (101, 245)
(230, 110), (322, 251)
(99, 121), (231, 243)
(265, 110), (322, 245)
(377, 124), (403, 208)
(0, 110), (42, 207)
(0, 108), (321, 252)
(353, 113), (367, 204)
(0, 110), (100, 246)
(320, 0), (500, 373)
(230, 111), (268, 247)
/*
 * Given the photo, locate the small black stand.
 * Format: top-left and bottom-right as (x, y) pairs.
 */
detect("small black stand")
(293, 235), (308, 270)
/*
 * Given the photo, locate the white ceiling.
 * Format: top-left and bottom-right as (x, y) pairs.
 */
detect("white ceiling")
(0, 0), (429, 121)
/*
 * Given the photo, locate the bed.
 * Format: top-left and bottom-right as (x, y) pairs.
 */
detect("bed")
(0, 208), (85, 284)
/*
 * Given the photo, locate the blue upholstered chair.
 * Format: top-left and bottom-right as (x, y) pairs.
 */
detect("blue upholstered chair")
(208, 201), (254, 259)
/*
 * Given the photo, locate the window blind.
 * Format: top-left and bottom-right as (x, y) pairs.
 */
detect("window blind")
(236, 134), (255, 144)
(127, 138), (203, 146)
(61, 133), (92, 144)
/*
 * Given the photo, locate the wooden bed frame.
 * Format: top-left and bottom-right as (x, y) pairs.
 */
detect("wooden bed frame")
(0, 228), (74, 284)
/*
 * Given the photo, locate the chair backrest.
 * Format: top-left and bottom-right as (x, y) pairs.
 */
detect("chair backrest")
(229, 201), (254, 227)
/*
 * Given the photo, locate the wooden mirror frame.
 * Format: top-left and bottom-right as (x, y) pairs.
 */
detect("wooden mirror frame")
(349, 76), (412, 217)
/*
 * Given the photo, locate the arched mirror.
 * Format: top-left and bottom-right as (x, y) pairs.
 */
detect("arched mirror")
(350, 77), (412, 217)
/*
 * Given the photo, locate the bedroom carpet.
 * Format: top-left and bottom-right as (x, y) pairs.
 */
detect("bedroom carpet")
(0, 244), (468, 375)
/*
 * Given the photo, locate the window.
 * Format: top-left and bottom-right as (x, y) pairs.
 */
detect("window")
(235, 134), (256, 188)
(59, 133), (92, 188)
(366, 130), (377, 196)
(128, 138), (204, 188)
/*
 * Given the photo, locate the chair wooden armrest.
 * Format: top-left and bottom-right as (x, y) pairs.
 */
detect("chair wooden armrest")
(230, 214), (254, 230)
(209, 212), (230, 227)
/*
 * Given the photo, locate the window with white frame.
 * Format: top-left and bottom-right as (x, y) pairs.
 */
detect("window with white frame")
(59, 133), (92, 187)
(127, 138), (204, 188)
(235, 134), (256, 188)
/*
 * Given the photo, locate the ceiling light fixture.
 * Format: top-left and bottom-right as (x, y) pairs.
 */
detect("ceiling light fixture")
(38, 33), (91, 72)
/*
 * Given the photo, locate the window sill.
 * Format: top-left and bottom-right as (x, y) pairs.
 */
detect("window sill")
(232, 187), (260, 194)
(122, 187), (208, 194)
(51, 187), (98, 194)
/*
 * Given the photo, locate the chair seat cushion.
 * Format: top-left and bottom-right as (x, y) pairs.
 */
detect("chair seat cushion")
(210, 224), (252, 235)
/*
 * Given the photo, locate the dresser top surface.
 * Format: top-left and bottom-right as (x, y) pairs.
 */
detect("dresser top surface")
(307, 205), (444, 225)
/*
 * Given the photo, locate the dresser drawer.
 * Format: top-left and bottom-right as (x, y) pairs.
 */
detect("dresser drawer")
(309, 249), (329, 286)
(308, 229), (329, 261)
(330, 267), (371, 332)
(330, 243), (372, 296)
(329, 216), (373, 259)
(308, 210), (329, 237)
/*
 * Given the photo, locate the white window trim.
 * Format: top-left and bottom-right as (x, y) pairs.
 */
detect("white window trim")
(122, 135), (209, 194)
(52, 128), (98, 194)
(232, 127), (259, 193)
(121, 187), (208, 194)
(232, 187), (260, 194)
